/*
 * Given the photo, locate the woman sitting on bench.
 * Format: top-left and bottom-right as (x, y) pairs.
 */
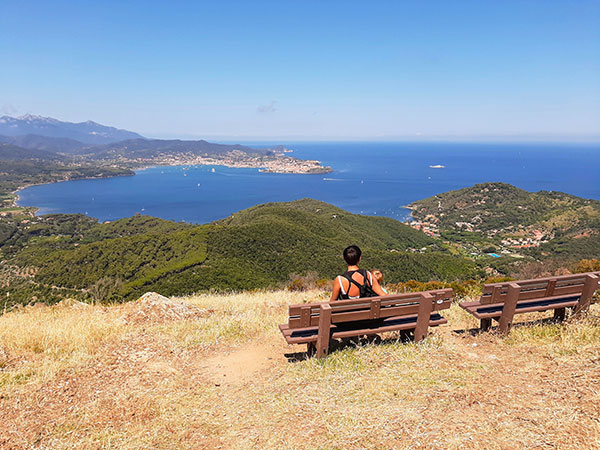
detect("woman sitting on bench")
(330, 245), (386, 301)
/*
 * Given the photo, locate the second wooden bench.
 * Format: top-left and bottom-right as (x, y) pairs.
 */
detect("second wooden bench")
(460, 271), (600, 333)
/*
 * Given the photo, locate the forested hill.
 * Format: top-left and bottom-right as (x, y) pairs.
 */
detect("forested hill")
(86, 138), (273, 159)
(410, 182), (600, 260)
(0, 134), (91, 154)
(0, 199), (479, 306)
(0, 143), (65, 161)
(411, 182), (599, 231)
(0, 144), (133, 208)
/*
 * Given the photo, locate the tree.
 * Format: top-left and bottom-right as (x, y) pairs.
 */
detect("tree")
(88, 277), (123, 303)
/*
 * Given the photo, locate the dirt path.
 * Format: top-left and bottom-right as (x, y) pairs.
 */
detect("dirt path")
(0, 331), (290, 448)
(199, 341), (288, 386)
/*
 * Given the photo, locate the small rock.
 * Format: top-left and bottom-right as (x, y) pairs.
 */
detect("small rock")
(120, 292), (212, 324)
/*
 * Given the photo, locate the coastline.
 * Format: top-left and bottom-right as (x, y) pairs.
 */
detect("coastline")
(11, 171), (136, 210)
(11, 156), (333, 212)
(131, 160), (332, 175)
(113, 151), (333, 175)
(12, 184), (40, 213)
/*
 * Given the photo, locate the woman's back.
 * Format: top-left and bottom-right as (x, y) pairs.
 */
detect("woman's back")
(337, 269), (374, 299)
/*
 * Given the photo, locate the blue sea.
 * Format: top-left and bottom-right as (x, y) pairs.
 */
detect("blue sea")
(17, 142), (600, 223)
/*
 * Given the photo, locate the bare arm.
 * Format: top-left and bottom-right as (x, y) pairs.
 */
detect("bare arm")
(369, 272), (387, 296)
(330, 277), (341, 301)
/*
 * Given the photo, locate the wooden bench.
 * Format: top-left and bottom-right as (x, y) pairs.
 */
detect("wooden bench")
(460, 272), (600, 334)
(279, 289), (453, 358)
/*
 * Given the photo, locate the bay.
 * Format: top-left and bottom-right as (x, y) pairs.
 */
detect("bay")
(17, 141), (600, 223)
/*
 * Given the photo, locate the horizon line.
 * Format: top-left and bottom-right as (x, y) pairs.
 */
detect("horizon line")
(143, 133), (600, 145)
(3, 114), (599, 144)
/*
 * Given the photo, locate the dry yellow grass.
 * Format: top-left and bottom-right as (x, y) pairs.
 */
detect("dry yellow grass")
(0, 291), (599, 449)
(150, 290), (321, 350)
(0, 300), (129, 389)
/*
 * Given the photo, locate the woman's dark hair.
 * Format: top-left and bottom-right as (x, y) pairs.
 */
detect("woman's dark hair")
(343, 245), (362, 265)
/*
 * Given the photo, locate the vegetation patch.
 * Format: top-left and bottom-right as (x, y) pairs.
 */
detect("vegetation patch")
(1, 199), (481, 306)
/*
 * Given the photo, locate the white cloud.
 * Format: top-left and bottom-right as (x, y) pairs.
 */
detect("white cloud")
(256, 101), (277, 114)
(0, 104), (18, 115)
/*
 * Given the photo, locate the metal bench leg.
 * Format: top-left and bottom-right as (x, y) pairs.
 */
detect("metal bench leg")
(315, 304), (332, 358)
(553, 307), (566, 322)
(480, 318), (492, 331)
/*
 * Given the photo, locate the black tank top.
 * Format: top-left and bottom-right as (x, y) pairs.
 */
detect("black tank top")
(337, 269), (375, 300)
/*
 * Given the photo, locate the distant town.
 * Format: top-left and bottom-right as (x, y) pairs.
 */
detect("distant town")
(108, 149), (333, 175)
(406, 214), (551, 259)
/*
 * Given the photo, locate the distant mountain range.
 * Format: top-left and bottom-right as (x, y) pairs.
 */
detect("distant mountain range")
(0, 115), (279, 159)
(0, 115), (144, 145)
(87, 138), (271, 159)
(0, 114), (329, 208)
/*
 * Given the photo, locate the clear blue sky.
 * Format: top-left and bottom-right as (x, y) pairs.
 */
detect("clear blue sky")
(1, 0), (599, 141)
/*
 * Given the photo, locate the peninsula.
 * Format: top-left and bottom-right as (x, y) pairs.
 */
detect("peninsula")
(85, 136), (332, 174)
(0, 115), (333, 208)
(103, 149), (332, 174)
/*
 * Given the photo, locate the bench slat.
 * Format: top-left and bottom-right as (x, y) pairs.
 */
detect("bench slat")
(288, 298), (451, 328)
(481, 283), (585, 304)
(482, 272), (599, 289)
(334, 315), (447, 340)
(460, 295), (581, 319)
(280, 313), (448, 344)
(288, 289), (453, 316)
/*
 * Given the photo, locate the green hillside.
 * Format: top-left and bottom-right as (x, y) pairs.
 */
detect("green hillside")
(410, 182), (600, 260)
(0, 155), (133, 208)
(410, 182), (600, 231)
(0, 142), (65, 161)
(0, 199), (480, 306)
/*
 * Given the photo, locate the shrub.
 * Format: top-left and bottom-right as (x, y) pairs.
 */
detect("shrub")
(513, 260), (571, 280)
(574, 259), (600, 273)
(485, 276), (515, 284)
(386, 279), (480, 299)
(286, 272), (324, 292)
(88, 277), (123, 303)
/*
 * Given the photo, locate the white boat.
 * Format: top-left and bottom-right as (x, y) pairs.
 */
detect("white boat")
(429, 164), (445, 169)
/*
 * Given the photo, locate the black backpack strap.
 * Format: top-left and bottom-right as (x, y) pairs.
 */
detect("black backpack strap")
(358, 269), (378, 298)
(359, 269), (372, 287)
(342, 271), (362, 289)
(343, 270), (371, 291)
